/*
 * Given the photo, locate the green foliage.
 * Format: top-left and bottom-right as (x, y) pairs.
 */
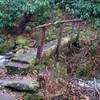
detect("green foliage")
(32, 32), (39, 40)
(43, 59), (68, 79)
(0, 0), (51, 32)
(0, 34), (8, 53)
(53, 9), (62, 21)
(24, 92), (44, 100)
(16, 36), (27, 46)
(0, 34), (14, 53)
(46, 26), (56, 42)
(15, 35), (27, 49)
(76, 63), (92, 77)
(54, 0), (100, 27)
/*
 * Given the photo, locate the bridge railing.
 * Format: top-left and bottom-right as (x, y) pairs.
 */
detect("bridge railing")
(34, 19), (82, 65)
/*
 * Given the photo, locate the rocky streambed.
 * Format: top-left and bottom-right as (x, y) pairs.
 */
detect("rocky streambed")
(0, 55), (8, 69)
(0, 38), (100, 100)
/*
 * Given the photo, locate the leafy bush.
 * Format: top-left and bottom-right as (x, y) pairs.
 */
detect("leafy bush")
(16, 36), (27, 46)
(53, 0), (100, 27)
(24, 92), (44, 100)
(76, 63), (92, 77)
(0, 34), (15, 53)
(0, 0), (52, 32)
(46, 26), (56, 42)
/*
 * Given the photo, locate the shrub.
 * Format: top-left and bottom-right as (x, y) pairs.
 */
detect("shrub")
(0, 34), (15, 53)
(0, 0), (52, 33)
(53, 0), (100, 27)
(76, 63), (92, 77)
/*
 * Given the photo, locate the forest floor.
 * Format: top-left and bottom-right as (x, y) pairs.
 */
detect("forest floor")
(0, 40), (99, 100)
(0, 12), (100, 100)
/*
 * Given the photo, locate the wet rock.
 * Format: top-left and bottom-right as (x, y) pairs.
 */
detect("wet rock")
(5, 61), (29, 75)
(71, 78), (100, 92)
(5, 37), (70, 74)
(28, 40), (37, 48)
(0, 55), (6, 68)
(0, 80), (39, 93)
(12, 50), (37, 63)
(15, 49), (25, 56)
(0, 95), (16, 100)
(5, 52), (14, 59)
(12, 37), (70, 63)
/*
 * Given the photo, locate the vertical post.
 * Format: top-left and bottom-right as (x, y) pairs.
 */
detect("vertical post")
(55, 23), (63, 60)
(35, 27), (46, 65)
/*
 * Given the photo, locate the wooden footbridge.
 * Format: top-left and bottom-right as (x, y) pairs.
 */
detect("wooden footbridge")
(5, 19), (81, 74)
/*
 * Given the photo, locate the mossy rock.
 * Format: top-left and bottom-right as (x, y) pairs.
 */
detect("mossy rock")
(16, 36), (27, 46)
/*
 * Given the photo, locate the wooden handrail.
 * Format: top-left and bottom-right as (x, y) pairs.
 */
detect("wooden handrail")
(35, 19), (81, 29)
(35, 19), (82, 65)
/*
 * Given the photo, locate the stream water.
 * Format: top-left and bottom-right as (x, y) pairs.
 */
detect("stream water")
(0, 55), (9, 68)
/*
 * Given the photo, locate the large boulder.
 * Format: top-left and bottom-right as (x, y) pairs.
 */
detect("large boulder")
(0, 80), (39, 93)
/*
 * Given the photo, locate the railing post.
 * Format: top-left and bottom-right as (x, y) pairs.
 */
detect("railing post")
(34, 19), (81, 64)
(55, 23), (63, 60)
(35, 27), (46, 65)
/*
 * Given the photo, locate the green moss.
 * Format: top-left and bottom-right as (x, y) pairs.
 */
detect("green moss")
(24, 92), (44, 100)
(32, 32), (39, 40)
(16, 36), (27, 46)
(76, 64), (92, 77)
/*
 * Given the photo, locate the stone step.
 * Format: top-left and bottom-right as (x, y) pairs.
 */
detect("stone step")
(12, 37), (70, 64)
(5, 37), (70, 74)
(12, 50), (37, 64)
(0, 95), (16, 100)
(0, 79), (39, 93)
(5, 61), (29, 75)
